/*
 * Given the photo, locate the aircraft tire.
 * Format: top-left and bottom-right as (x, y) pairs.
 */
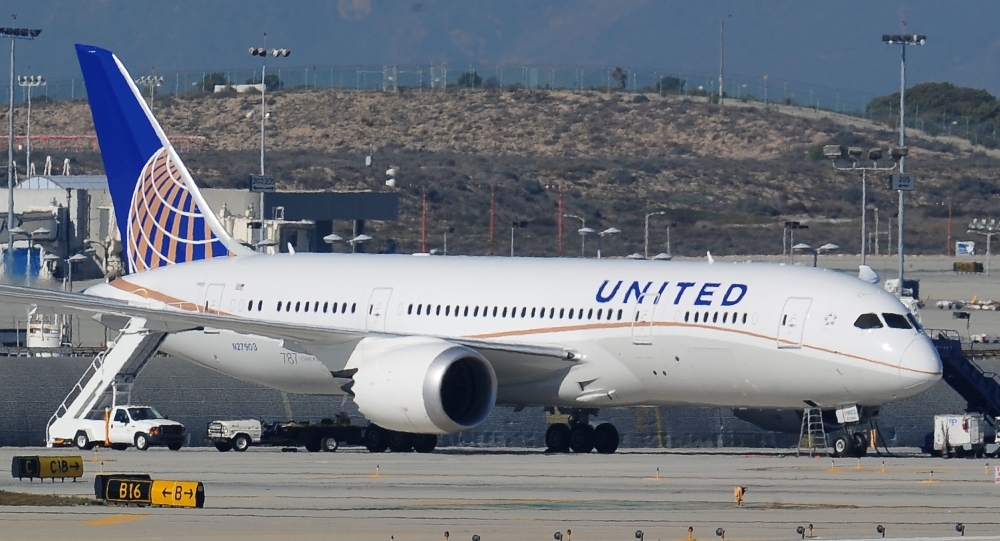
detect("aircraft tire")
(388, 431), (413, 453)
(593, 423), (620, 454)
(569, 424), (595, 454)
(832, 433), (851, 457)
(364, 424), (389, 453)
(413, 434), (437, 453)
(545, 424), (571, 453)
(852, 432), (868, 457)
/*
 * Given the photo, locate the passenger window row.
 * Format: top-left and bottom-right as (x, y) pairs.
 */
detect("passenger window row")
(683, 310), (747, 325)
(406, 303), (626, 322)
(248, 300), (358, 314)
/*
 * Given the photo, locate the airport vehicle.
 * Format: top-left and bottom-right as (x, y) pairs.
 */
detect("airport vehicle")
(929, 414), (1000, 458)
(0, 44), (942, 457)
(207, 416), (373, 452)
(58, 405), (185, 451)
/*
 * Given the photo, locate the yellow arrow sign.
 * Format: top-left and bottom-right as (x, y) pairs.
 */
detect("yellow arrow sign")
(150, 480), (204, 508)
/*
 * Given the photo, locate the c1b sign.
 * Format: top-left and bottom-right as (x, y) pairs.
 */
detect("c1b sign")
(889, 173), (915, 191)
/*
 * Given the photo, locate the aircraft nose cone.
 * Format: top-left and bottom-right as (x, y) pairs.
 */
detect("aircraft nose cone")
(899, 335), (942, 388)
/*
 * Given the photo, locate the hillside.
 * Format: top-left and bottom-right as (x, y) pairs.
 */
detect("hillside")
(10, 88), (1000, 258)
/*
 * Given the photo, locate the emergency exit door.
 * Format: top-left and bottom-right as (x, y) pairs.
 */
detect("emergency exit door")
(203, 284), (225, 313)
(777, 297), (811, 349)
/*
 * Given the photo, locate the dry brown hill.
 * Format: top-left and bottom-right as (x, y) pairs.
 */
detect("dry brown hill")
(10, 89), (1000, 257)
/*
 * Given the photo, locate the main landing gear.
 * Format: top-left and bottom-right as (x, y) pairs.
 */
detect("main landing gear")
(363, 424), (437, 453)
(544, 408), (620, 454)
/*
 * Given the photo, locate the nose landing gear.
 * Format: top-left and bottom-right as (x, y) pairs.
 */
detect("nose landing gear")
(831, 430), (869, 458)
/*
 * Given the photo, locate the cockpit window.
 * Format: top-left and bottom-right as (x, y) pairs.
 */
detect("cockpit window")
(853, 313), (883, 329)
(906, 313), (923, 332)
(882, 313), (913, 329)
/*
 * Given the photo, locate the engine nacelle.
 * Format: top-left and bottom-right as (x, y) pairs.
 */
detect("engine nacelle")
(351, 337), (497, 434)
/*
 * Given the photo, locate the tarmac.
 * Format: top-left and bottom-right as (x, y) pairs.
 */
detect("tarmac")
(2, 446), (1000, 541)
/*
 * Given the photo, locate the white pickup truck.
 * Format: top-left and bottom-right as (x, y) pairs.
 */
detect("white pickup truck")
(58, 406), (186, 451)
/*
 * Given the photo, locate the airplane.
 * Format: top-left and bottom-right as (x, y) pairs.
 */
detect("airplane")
(0, 44), (941, 457)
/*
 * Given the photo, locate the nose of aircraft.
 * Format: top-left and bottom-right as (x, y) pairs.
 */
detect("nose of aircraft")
(899, 335), (942, 389)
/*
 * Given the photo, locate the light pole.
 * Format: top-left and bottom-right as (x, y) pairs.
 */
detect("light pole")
(3, 26), (42, 277)
(84, 238), (109, 277)
(581, 227), (620, 259)
(323, 233), (372, 254)
(823, 145), (902, 265)
(792, 242), (839, 267)
(783, 221), (808, 263)
(249, 42), (290, 247)
(867, 204), (879, 255)
(43, 252), (86, 292)
(17, 75), (44, 177)
(967, 218), (998, 276)
(134, 75), (163, 113)
(644, 210), (666, 260)
(563, 214), (585, 257)
(883, 32), (925, 292)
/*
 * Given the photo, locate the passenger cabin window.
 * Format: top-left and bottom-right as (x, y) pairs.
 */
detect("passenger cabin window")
(854, 313), (884, 329)
(257, 300), (263, 312)
(882, 313), (913, 329)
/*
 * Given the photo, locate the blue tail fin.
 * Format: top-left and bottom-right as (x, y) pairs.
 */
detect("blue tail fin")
(75, 44), (252, 273)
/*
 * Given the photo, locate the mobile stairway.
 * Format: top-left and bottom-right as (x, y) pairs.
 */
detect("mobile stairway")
(929, 329), (1000, 422)
(45, 317), (166, 447)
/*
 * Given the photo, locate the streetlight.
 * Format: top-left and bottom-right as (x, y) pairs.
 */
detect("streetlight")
(84, 238), (109, 277)
(17, 75), (44, 177)
(3, 26), (42, 277)
(134, 75), (163, 113)
(883, 32), (926, 293)
(249, 42), (291, 249)
(254, 238), (277, 253)
(563, 214), (586, 257)
(581, 227), (620, 259)
(967, 218), (999, 276)
(43, 252), (87, 292)
(782, 221), (808, 263)
(792, 242), (839, 267)
(867, 204), (879, 255)
(323, 233), (371, 253)
(823, 145), (900, 265)
(644, 210), (666, 260)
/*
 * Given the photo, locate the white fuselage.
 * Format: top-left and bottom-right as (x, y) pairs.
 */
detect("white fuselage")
(85, 253), (941, 410)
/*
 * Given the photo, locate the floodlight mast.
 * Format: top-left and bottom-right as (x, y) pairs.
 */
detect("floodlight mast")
(4, 26), (42, 278)
(883, 32), (926, 294)
(824, 145), (900, 265)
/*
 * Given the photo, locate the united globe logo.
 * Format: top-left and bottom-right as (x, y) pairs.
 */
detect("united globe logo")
(126, 148), (229, 272)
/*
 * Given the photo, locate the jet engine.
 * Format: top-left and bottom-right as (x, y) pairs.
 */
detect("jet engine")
(350, 337), (497, 434)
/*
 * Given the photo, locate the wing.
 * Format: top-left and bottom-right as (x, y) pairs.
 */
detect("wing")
(0, 284), (578, 382)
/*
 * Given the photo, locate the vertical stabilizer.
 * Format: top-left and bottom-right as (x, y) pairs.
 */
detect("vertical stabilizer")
(75, 44), (252, 273)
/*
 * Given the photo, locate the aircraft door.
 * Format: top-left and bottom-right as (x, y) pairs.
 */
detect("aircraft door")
(366, 288), (393, 332)
(777, 297), (812, 349)
(203, 283), (225, 313)
(631, 302), (655, 345)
